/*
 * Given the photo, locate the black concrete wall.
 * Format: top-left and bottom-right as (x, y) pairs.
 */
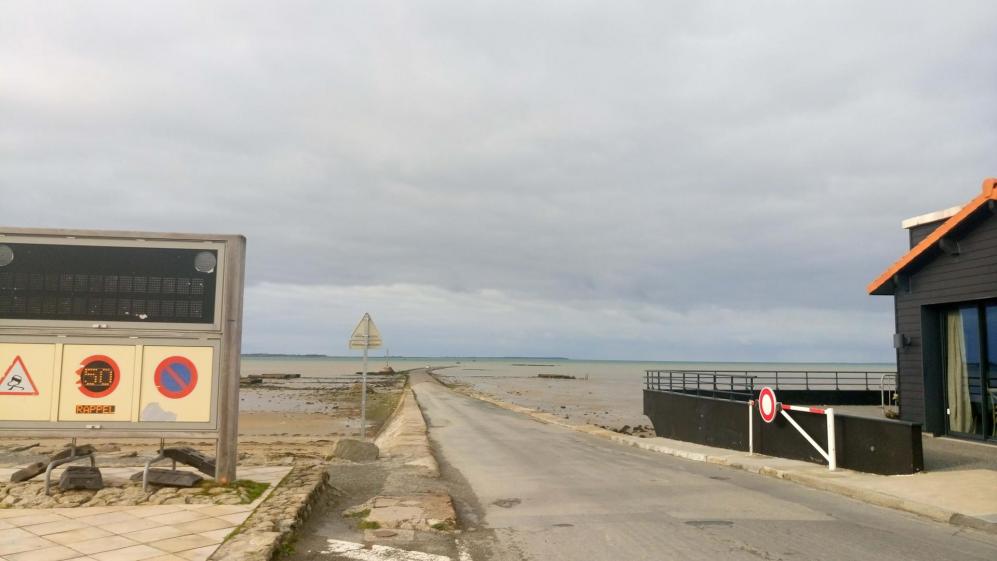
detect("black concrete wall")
(775, 390), (884, 406)
(642, 389), (750, 451)
(644, 390), (924, 475)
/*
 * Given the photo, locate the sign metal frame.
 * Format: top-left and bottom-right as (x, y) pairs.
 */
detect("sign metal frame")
(0, 227), (245, 483)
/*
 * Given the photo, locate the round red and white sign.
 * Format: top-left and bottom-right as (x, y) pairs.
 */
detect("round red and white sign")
(758, 386), (778, 423)
(76, 355), (120, 398)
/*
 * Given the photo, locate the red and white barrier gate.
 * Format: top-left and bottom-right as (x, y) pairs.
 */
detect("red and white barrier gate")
(749, 387), (837, 471)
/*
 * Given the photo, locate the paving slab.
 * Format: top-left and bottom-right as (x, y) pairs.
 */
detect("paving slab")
(0, 466), (289, 561)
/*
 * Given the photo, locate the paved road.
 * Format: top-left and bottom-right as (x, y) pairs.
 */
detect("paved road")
(412, 373), (997, 561)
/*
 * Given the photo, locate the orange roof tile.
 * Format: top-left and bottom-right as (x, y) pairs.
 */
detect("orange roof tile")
(868, 177), (997, 295)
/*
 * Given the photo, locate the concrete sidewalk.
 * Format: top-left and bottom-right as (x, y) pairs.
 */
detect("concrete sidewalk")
(449, 382), (997, 535)
(0, 466), (289, 561)
(375, 383), (439, 476)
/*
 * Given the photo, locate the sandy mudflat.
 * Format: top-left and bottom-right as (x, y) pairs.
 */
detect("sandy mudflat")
(0, 374), (405, 470)
(433, 370), (654, 434)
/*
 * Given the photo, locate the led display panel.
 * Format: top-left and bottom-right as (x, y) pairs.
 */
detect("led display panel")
(0, 243), (217, 324)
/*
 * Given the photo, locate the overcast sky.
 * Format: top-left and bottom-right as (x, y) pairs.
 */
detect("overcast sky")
(2, 1), (995, 361)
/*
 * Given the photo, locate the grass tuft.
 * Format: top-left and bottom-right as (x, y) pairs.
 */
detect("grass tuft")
(230, 479), (270, 503)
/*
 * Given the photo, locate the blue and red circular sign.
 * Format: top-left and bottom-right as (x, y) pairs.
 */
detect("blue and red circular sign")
(154, 356), (198, 399)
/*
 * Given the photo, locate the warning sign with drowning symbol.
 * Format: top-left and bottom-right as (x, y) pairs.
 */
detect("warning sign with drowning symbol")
(154, 356), (198, 399)
(76, 355), (121, 398)
(0, 356), (39, 395)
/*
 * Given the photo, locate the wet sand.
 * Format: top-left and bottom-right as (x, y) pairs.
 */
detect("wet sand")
(0, 373), (406, 469)
(432, 362), (897, 437)
(432, 371), (653, 434)
(238, 373), (404, 437)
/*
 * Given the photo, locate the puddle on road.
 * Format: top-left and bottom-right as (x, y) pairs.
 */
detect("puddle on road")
(492, 498), (522, 508)
(685, 520), (734, 528)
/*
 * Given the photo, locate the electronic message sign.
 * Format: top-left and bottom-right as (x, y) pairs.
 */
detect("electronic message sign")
(0, 243), (220, 326)
(0, 228), (245, 483)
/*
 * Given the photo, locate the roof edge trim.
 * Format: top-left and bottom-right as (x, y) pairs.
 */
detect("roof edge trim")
(868, 178), (997, 295)
(901, 206), (963, 230)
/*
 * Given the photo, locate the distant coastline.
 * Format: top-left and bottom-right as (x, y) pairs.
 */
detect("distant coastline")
(241, 354), (891, 366)
(242, 353), (329, 358)
(242, 353), (572, 360)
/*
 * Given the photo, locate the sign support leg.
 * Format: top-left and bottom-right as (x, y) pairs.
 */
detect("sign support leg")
(748, 400), (754, 455)
(826, 408), (837, 471)
(216, 236), (246, 485)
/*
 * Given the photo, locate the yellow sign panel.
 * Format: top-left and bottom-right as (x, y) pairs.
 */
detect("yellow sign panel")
(58, 345), (136, 422)
(139, 346), (214, 423)
(0, 344), (56, 421)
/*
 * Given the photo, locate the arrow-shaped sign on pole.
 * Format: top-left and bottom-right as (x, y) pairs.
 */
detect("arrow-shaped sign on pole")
(349, 313), (382, 439)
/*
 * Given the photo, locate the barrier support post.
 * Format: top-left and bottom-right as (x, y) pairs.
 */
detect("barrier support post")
(826, 408), (837, 471)
(748, 400), (754, 455)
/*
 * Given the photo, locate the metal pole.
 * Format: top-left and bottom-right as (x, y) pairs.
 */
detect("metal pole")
(360, 318), (369, 440)
(748, 400), (754, 455)
(826, 408), (837, 471)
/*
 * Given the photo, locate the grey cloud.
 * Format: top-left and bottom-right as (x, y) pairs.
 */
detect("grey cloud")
(2, 1), (995, 360)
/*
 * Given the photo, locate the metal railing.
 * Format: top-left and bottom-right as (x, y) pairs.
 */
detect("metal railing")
(645, 369), (897, 402)
(880, 373), (898, 415)
(644, 370), (757, 401)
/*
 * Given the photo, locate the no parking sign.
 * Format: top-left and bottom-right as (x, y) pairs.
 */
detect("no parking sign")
(154, 356), (198, 399)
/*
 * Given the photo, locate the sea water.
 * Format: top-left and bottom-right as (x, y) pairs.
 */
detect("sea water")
(241, 356), (895, 428)
(241, 356), (894, 381)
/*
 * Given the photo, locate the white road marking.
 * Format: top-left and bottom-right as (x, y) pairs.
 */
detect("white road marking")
(455, 538), (473, 561)
(323, 539), (454, 561)
(325, 539), (366, 554)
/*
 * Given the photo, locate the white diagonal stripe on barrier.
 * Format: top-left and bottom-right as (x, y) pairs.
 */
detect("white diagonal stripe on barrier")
(779, 409), (831, 463)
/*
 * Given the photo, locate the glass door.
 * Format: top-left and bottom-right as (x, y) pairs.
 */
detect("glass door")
(985, 305), (997, 440)
(943, 304), (997, 440)
(943, 306), (986, 439)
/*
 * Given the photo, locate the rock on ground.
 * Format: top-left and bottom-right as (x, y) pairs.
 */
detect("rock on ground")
(333, 439), (379, 462)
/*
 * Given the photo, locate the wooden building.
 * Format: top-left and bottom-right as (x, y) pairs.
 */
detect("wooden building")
(869, 178), (997, 442)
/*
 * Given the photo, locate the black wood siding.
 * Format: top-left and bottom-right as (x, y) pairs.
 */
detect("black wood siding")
(908, 221), (945, 248)
(894, 211), (997, 431)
